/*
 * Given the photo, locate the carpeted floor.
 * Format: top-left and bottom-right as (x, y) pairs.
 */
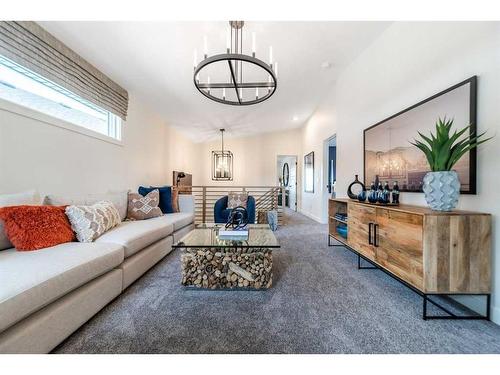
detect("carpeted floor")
(54, 211), (500, 353)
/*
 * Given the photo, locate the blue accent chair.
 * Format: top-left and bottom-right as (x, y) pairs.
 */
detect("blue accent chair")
(214, 196), (256, 224)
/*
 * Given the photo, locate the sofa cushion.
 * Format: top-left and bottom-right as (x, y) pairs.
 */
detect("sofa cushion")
(170, 212), (195, 231)
(44, 191), (128, 221)
(0, 190), (40, 251)
(95, 216), (174, 258)
(178, 194), (194, 214)
(0, 241), (124, 333)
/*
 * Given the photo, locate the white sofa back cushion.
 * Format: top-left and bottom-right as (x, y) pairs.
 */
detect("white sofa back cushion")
(178, 194), (195, 214)
(44, 190), (128, 221)
(0, 190), (40, 251)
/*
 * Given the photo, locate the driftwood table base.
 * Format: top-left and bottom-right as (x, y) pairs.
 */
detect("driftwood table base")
(181, 247), (273, 289)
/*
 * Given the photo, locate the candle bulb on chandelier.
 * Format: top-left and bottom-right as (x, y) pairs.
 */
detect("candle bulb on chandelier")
(252, 32), (256, 57)
(193, 50), (197, 71)
(255, 87), (259, 100)
(222, 87), (226, 100)
(268, 75), (271, 93)
(207, 76), (210, 94)
(274, 62), (278, 77)
(239, 88), (243, 100)
(203, 35), (208, 59)
(269, 46), (273, 66)
(226, 29), (231, 53)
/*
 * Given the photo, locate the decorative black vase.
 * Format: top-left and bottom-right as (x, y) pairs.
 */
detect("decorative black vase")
(348, 174), (365, 200)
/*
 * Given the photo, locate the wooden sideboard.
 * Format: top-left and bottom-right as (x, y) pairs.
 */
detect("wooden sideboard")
(328, 198), (492, 319)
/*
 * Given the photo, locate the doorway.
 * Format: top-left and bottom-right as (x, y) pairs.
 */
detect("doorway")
(277, 155), (298, 211)
(322, 135), (337, 222)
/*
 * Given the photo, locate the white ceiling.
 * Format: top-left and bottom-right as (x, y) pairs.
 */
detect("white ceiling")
(39, 21), (390, 142)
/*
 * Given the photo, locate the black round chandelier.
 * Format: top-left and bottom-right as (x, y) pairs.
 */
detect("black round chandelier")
(193, 21), (278, 106)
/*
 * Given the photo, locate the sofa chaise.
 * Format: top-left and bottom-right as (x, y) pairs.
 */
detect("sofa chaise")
(0, 191), (195, 353)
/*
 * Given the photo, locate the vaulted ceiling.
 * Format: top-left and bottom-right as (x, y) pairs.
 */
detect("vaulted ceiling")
(40, 21), (390, 142)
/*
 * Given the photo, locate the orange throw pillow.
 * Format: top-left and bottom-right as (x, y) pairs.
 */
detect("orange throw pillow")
(0, 205), (75, 251)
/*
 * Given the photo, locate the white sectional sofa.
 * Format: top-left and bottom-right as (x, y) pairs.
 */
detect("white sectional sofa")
(0, 191), (195, 353)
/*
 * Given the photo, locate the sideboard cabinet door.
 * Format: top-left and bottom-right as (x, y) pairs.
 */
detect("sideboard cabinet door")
(375, 209), (424, 290)
(347, 204), (376, 261)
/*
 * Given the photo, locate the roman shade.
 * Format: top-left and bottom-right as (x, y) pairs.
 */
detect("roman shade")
(0, 21), (128, 120)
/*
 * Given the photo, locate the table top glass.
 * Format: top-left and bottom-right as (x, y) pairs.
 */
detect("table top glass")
(172, 224), (280, 249)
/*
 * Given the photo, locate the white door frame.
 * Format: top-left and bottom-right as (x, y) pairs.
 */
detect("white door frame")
(322, 134), (336, 223)
(276, 154), (298, 212)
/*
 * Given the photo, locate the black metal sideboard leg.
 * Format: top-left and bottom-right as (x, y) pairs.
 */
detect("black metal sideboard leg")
(423, 294), (428, 320)
(328, 235), (347, 247)
(357, 254), (378, 270)
(422, 294), (491, 320)
(328, 235), (334, 246)
(487, 294), (491, 320)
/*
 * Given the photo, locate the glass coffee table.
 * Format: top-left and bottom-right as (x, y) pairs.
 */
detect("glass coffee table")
(172, 224), (280, 290)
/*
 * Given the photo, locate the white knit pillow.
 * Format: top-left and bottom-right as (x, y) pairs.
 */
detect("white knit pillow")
(65, 200), (120, 242)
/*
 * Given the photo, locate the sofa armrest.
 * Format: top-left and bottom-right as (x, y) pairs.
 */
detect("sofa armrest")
(179, 195), (195, 214)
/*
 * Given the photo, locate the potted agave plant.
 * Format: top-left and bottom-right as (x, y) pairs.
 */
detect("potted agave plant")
(411, 117), (492, 211)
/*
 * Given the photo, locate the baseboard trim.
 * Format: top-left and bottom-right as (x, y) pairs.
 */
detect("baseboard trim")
(298, 209), (324, 223)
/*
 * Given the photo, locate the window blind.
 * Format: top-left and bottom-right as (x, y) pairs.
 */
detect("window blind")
(0, 21), (128, 120)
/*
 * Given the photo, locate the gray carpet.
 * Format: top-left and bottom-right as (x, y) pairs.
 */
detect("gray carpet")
(54, 211), (500, 353)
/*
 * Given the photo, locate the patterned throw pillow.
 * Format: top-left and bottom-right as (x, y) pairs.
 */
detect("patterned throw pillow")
(65, 201), (121, 242)
(126, 190), (163, 220)
(138, 186), (173, 214)
(228, 192), (248, 209)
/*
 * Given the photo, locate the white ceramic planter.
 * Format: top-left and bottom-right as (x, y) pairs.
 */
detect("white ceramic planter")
(422, 171), (461, 211)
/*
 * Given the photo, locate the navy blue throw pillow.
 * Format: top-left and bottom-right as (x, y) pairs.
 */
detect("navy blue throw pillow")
(138, 186), (173, 214)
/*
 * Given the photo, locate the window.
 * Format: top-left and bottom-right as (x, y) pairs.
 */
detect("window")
(0, 55), (122, 140)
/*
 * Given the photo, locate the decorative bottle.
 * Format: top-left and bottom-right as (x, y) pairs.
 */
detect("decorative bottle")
(392, 181), (400, 204)
(376, 182), (384, 203)
(368, 181), (377, 203)
(382, 182), (391, 204)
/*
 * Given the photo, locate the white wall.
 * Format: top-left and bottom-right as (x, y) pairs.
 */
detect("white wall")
(0, 94), (200, 197)
(198, 129), (302, 189)
(300, 22), (500, 323)
(300, 102), (338, 222)
(163, 124), (203, 186)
